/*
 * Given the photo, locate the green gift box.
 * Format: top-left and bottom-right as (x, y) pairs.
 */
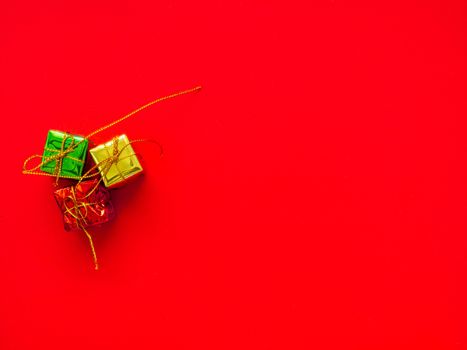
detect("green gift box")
(40, 130), (88, 178)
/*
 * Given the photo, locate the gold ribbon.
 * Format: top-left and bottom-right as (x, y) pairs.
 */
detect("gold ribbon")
(63, 138), (158, 269)
(22, 86), (201, 182)
(76, 137), (162, 197)
(93, 136), (147, 185)
(23, 86), (200, 270)
(23, 133), (86, 185)
(63, 185), (101, 270)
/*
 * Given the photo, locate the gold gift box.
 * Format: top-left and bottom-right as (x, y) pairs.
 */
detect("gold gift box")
(89, 134), (143, 188)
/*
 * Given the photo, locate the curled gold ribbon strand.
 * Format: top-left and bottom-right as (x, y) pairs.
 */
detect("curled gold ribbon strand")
(22, 86), (201, 180)
(75, 137), (163, 198)
(82, 226), (99, 270)
(64, 185), (102, 269)
(24, 86), (201, 270)
(85, 86), (202, 139)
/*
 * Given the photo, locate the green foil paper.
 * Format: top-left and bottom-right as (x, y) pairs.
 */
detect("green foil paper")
(40, 130), (88, 178)
(89, 134), (143, 188)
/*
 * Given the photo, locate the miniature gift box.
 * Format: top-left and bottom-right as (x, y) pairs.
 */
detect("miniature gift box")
(54, 179), (115, 231)
(89, 134), (143, 188)
(41, 130), (88, 178)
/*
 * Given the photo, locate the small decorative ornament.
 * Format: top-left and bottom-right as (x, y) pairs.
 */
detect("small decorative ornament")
(89, 134), (143, 188)
(23, 86), (202, 269)
(41, 130), (89, 180)
(54, 179), (115, 270)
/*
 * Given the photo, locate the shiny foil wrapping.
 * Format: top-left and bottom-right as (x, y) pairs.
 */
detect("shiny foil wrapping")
(41, 130), (88, 178)
(89, 134), (143, 188)
(54, 179), (115, 231)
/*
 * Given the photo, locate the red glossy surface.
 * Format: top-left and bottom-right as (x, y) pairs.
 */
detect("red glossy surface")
(54, 180), (114, 231)
(1, 1), (467, 349)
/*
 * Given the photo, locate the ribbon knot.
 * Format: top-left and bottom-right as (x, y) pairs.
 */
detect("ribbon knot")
(96, 137), (125, 182)
(109, 136), (122, 165)
(52, 133), (76, 184)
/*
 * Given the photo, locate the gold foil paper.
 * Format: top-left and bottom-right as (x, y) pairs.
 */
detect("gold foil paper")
(89, 134), (143, 188)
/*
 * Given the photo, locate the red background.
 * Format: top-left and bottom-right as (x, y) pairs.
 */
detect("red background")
(1, 1), (466, 349)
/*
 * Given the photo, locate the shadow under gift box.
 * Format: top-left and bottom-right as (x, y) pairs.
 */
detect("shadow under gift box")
(89, 134), (143, 188)
(54, 179), (115, 231)
(41, 130), (88, 178)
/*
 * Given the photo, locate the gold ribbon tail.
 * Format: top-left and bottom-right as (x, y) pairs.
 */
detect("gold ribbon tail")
(23, 85), (202, 185)
(85, 86), (203, 139)
(82, 226), (99, 270)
